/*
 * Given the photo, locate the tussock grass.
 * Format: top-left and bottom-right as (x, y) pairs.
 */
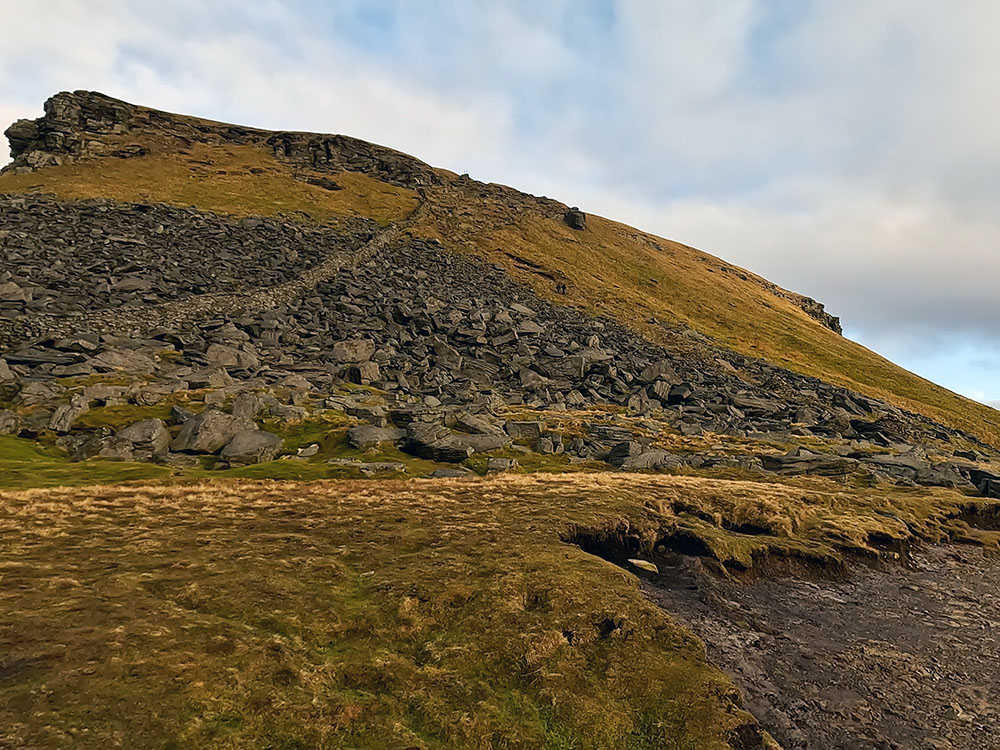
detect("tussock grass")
(2, 474), (996, 748)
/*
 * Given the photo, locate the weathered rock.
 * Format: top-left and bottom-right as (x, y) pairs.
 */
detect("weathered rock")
(205, 343), (259, 370)
(759, 452), (857, 477)
(117, 418), (170, 454)
(505, 421), (544, 440)
(231, 392), (264, 419)
(0, 409), (19, 434)
(170, 409), (258, 453)
(332, 339), (375, 363)
(564, 207), (586, 230)
(327, 458), (406, 474)
(404, 422), (505, 463)
(620, 450), (685, 472)
(487, 457), (518, 473)
(453, 411), (503, 435)
(220, 430), (283, 466)
(347, 360), (380, 385)
(347, 424), (406, 450)
(431, 467), (473, 478)
(608, 441), (645, 467)
(48, 404), (87, 433)
(153, 452), (202, 469)
(170, 405), (196, 424)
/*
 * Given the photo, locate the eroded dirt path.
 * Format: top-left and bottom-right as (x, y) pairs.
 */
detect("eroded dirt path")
(639, 546), (1000, 749)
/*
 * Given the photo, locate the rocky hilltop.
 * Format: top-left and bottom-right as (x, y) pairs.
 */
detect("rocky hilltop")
(1, 91), (998, 490)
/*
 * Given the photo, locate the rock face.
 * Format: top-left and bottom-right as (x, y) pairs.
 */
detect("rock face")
(2, 90), (444, 189)
(564, 207), (586, 230)
(219, 430), (283, 466)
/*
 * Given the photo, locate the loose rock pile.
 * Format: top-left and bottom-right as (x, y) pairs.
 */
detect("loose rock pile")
(0, 194), (370, 317)
(1, 192), (998, 494)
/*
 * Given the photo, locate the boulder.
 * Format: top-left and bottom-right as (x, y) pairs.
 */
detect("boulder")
(487, 457), (518, 473)
(332, 339), (375, 363)
(48, 404), (86, 433)
(638, 360), (680, 385)
(347, 425), (406, 450)
(505, 421), (545, 440)
(453, 411), (503, 435)
(327, 458), (406, 474)
(759, 452), (857, 477)
(564, 207), (587, 230)
(0, 410), (20, 434)
(608, 441), (645, 467)
(404, 423), (506, 463)
(117, 418), (170, 454)
(220, 430), (283, 466)
(231, 392), (264, 419)
(205, 343), (259, 370)
(347, 360), (380, 385)
(431, 467), (473, 478)
(170, 409), (258, 453)
(620, 450), (685, 472)
(667, 383), (694, 405)
(0, 358), (12, 381)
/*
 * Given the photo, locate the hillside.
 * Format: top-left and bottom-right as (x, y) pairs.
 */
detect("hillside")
(4, 91), (1000, 749)
(3, 91), (998, 447)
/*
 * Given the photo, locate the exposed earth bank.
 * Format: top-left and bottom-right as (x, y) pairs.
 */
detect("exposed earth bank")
(626, 546), (1000, 749)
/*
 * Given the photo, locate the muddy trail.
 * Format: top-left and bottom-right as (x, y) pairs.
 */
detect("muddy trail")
(585, 541), (1000, 749)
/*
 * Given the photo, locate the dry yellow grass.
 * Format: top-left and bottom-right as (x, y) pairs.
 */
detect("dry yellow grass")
(417, 205), (1000, 446)
(2, 473), (996, 749)
(0, 142), (419, 226)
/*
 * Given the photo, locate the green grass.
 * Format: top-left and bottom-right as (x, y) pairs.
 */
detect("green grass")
(0, 434), (170, 488)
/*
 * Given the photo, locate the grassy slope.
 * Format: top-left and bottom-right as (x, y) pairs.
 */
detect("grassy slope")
(2, 142), (997, 445)
(4, 474), (997, 749)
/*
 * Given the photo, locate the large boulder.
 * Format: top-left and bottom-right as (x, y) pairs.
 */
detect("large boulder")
(347, 425), (406, 450)
(220, 430), (283, 466)
(620, 451), (686, 472)
(564, 207), (586, 230)
(204, 343), (259, 370)
(405, 423), (510, 463)
(332, 339), (375, 363)
(118, 418), (170, 455)
(170, 409), (257, 453)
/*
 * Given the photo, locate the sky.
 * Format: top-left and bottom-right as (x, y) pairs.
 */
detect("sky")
(2, 1), (999, 408)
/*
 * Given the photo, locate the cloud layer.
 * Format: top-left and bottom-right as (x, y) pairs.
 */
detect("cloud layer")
(2, 1), (999, 403)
